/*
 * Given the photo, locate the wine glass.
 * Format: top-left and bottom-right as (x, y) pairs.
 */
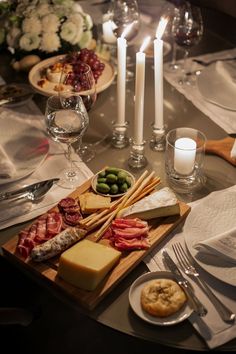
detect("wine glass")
(59, 54), (97, 162)
(45, 95), (89, 189)
(172, 1), (203, 85)
(105, 0), (140, 81)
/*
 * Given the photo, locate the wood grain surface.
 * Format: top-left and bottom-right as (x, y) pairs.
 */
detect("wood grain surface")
(2, 179), (191, 310)
(205, 137), (236, 166)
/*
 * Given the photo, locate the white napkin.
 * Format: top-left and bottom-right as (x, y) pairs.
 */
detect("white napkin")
(143, 185), (236, 349)
(164, 48), (236, 134)
(0, 144), (16, 178)
(0, 99), (93, 230)
(215, 60), (236, 88)
(231, 139), (236, 158)
(194, 227), (236, 264)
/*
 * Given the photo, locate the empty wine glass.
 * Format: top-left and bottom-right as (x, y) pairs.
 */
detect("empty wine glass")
(105, 0), (140, 81)
(172, 1), (203, 85)
(59, 54), (97, 162)
(45, 95), (89, 189)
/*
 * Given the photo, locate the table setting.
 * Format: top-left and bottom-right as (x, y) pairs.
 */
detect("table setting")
(0, 0), (236, 352)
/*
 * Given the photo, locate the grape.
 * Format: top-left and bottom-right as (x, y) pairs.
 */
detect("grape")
(64, 49), (105, 88)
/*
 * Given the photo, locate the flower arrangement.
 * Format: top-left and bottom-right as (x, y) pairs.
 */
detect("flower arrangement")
(0, 0), (94, 55)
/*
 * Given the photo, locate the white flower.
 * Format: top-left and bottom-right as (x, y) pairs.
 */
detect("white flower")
(60, 20), (83, 45)
(36, 3), (51, 17)
(19, 33), (40, 51)
(68, 13), (84, 27)
(78, 31), (92, 49)
(41, 14), (60, 33)
(22, 16), (42, 35)
(72, 3), (83, 13)
(6, 27), (21, 48)
(84, 14), (93, 30)
(40, 32), (60, 52)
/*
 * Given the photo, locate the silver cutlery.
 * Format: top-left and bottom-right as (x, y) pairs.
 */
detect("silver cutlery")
(162, 249), (207, 317)
(0, 178), (59, 202)
(193, 56), (236, 66)
(172, 242), (235, 323)
(0, 83), (33, 106)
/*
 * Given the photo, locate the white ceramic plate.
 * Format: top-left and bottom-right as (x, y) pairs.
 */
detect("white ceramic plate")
(29, 55), (116, 97)
(91, 168), (135, 198)
(0, 117), (49, 185)
(129, 271), (193, 326)
(184, 188), (236, 286)
(197, 62), (236, 111)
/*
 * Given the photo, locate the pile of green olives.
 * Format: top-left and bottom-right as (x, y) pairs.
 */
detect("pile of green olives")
(96, 167), (133, 195)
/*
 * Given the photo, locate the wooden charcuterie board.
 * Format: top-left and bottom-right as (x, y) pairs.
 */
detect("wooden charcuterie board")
(205, 137), (236, 166)
(2, 178), (191, 310)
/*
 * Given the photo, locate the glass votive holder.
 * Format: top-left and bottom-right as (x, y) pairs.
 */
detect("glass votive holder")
(165, 127), (206, 193)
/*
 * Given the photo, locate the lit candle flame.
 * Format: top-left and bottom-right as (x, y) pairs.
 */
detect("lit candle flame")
(121, 23), (133, 39)
(139, 36), (151, 53)
(156, 17), (168, 39)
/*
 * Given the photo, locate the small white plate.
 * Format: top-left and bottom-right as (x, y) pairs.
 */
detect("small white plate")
(91, 168), (135, 198)
(29, 54), (116, 97)
(129, 271), (193, 326)
(197, 62), (236, 111)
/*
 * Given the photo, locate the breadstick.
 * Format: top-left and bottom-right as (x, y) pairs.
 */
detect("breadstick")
(93, 170), (149, 242)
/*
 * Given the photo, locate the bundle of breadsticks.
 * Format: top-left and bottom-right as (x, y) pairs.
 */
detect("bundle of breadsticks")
(79, 170), (160, 242)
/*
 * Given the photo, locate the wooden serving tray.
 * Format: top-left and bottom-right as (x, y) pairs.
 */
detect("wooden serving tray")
(2, 178), (191, 310)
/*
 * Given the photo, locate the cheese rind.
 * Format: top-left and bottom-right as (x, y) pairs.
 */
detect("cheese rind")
(117, 187), (180, 220)
(58, 240), (121, 291)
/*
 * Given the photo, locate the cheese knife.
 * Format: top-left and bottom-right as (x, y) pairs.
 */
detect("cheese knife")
(0, 178), (60, 202)
(162, 249), (207, 317)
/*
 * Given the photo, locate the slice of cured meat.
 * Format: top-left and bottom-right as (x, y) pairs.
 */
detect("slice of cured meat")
(103, 218), (149, 251)
(58, 197), (83, 227)
(17, 211), (63, 258)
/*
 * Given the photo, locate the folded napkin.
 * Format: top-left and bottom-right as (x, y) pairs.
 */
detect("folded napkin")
(216, 60), (236, 87)
(0, 144), (16, 178)
(0, 199), (32, 223)
(143, 185), (236, 349)
(164, 48), (236, 134)
(194, 227), (236, 264)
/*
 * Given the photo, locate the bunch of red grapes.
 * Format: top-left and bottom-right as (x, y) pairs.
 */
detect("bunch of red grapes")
(64, 49), (105, 91)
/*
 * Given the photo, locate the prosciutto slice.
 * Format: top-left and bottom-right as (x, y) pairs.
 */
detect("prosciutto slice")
(17, 211), (63, 258)
(104, 218), (149, 251)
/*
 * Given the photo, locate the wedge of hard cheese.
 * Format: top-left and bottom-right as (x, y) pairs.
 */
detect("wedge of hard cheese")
(79, 192), (111, 214)
(117, 187), (180, 220)
(58, 239), (121, 291)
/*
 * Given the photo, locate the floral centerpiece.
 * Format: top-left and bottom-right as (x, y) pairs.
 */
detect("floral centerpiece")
(0, 0), (94, 56)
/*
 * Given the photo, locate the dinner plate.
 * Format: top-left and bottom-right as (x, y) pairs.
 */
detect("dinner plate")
(197, 62), (236, 111)
(184, 188), (236, 286)
(91, 168), (135, 198)
(0, 116), (49, 185)
(129, 271), (193, 326)
(29, 55), (116, 97)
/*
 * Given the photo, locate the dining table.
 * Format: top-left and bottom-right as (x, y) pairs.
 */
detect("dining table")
(0, 0), (236, 352)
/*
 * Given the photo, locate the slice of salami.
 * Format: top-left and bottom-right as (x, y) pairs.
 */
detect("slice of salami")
(63, 212), (82, 226)
(58, 197), (77, 212)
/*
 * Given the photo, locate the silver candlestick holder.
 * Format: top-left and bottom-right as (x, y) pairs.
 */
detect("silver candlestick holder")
(111, 121), (129, 149)
(128, 140), (148, 169)
(149, 124), (166, 151)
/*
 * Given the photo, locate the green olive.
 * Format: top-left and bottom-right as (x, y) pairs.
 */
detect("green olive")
(106, 173), (118, 183)
(119, 182), (128, 193)
(110, 184), (119, 194)
(96, 183), (110, 194)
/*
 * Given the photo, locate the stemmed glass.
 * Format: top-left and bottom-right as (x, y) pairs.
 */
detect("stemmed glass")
(45, 95), (89, 189)
(105, 0), (140, 81)
(59, 55), (97, 162)
(172, 1), (203, 85)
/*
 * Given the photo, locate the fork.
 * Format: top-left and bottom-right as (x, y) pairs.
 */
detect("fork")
(172, 242), (235, 323)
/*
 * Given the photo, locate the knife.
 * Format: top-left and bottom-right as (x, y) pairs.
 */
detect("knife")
(0, 178), (60, 202)
(162, 249), (207, 317)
